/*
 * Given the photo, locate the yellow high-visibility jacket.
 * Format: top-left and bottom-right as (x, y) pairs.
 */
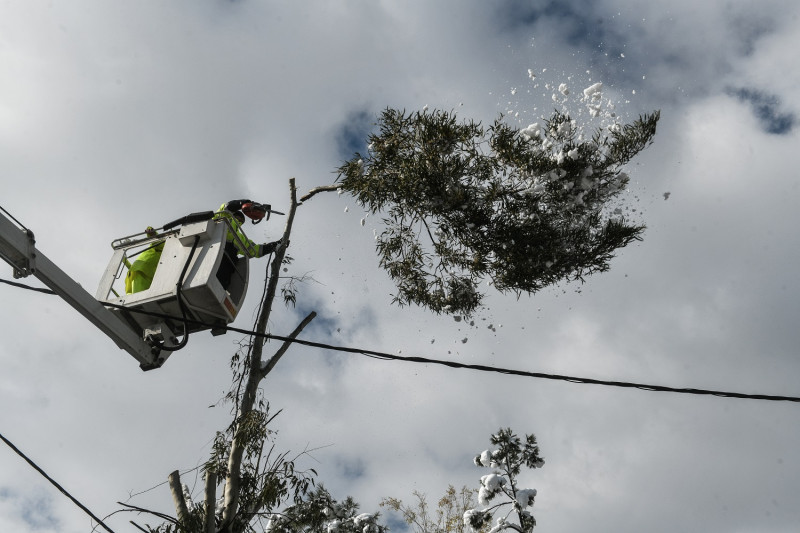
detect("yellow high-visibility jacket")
(124, 241), (165, 294)
(214, 203), (266, 258)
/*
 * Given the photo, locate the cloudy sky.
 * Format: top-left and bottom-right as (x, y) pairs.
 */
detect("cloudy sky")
(2, 1), (800, 532)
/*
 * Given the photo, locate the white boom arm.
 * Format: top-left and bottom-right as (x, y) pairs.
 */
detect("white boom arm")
(0, 210), (161, 368)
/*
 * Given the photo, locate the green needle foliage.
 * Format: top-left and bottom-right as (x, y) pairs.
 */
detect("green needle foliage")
(337, 107), (660, 317)
(467, 428), (545, 533)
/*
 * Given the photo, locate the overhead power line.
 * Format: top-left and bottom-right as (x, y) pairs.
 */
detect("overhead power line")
(3, 277), (800, 403)
(0, 277), (57, 294)
(113, 306), (800, 403)
(258, 329), (800, 403)
(0, 431), (117, 533)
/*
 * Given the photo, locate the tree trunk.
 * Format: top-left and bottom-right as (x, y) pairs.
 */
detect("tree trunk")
(220, 178), (299, 531)
(204, 470), (217, 533)
(168, 470), (190, 526)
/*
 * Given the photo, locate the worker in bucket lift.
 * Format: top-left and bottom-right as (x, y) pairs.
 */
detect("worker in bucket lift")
(215, 199), (285, 289)
(125, 226), (164, 294)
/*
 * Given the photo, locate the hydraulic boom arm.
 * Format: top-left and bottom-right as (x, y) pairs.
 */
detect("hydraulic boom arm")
(0, 209), (161, 368)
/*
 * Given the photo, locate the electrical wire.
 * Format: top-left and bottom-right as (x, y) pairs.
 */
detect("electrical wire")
(90, 299), (800, 404)
(253, 329), (800, 403)
(3, 276), (800, 403)
(0, 277), (56, 294)
(0, 204), (30, 231)
(0, 431), (117, 533)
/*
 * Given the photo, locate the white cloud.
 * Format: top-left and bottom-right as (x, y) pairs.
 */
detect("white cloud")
(2, 2), (800, 532)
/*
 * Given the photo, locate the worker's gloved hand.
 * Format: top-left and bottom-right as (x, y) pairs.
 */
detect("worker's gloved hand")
(260, 238), (288, 256)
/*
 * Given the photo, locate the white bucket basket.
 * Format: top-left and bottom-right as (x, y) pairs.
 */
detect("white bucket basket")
(97, 215), (250, 355)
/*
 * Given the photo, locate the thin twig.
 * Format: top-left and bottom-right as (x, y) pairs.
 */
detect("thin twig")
(129, 521), (150, 533)
(116, 502), (178, 524)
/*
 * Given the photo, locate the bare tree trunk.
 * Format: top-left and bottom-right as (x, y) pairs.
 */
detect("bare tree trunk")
(168, 470), (190, 526)
(204, 470), (217, 533)
(220, 178), (303, 532)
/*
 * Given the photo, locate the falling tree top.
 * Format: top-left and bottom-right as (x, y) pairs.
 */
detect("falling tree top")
(337, 105), (660, 317)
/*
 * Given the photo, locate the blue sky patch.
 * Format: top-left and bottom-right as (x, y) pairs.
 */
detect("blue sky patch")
(336, 456), (366, 480)
(336, 109), (375, 160)
(726, 87), (796, 135)
(0, 487), (60, 531)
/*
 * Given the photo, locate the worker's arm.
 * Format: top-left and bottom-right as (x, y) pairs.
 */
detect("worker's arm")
(258, 239), (285, 257)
